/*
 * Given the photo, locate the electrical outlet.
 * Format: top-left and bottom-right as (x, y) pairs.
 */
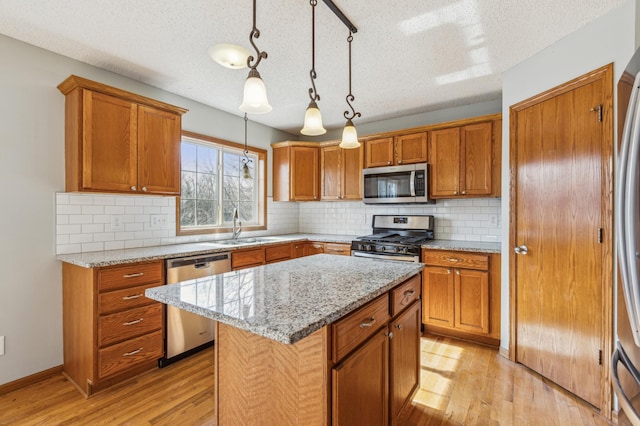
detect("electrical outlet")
(489, 214), (498, 227)
(150, 214), (165, 229)
(0, 336), (5, 356)
(111, 216), (124, 232)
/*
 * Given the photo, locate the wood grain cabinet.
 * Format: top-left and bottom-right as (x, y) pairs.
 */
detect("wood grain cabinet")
(62, 260), (165, 397)
(320, 143), (363, 200)
(57, 75), (187, 195)
(231, 243), (293, 270)
(272, 142), (319, 201)
(364, 132), (427, 168)
(428, 121), (500, 198)
(422, 249), (501, 346)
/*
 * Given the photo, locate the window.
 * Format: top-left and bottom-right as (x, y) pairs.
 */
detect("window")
(178, 131), (266, 235)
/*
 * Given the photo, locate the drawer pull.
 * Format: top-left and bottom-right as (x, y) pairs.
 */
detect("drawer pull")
(123, 272), (144, 278)
(122, 348), (143, 357)
(359, 317), (376, 328)
(122, 294), (143, 300)
(123, 318), (143, 326)
(403, 289), (415, 298)
(395, 324), (403, 330)
(445, 257), (461, 263)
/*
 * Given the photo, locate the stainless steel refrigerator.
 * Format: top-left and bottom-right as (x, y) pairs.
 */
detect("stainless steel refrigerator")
(613, 47), (640, 425)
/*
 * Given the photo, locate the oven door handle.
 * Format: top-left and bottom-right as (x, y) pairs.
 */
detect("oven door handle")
(352, 251), (419, 263)
(612, 342), (640, 426)
(410, 171), (416, 197)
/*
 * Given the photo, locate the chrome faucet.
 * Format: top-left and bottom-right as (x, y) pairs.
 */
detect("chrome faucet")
(232, 208), (242, 240)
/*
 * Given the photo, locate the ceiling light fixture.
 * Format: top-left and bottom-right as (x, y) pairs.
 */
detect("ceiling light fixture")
(339, 31), (361, 149)
(239, 0), (272, 114)
(209, 44), (250, 69)
(242, 113), (253, 179)
(300, 0), (326, 136)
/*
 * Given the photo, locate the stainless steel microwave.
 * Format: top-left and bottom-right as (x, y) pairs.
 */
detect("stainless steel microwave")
(362, 163), (433, 204)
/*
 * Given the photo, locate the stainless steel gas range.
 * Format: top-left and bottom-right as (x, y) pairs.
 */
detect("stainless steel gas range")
(351, 215), (434, 263)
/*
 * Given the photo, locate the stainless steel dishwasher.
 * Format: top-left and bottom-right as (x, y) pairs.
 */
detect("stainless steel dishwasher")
(159, 252), (231, 367)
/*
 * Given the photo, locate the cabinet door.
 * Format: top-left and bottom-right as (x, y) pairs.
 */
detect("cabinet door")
(304, 242), (324, 256)
(395, 132), (427, 165)
(332, 328), (389, 426)
(389, 300), (420, 424)
(82, 90), (137, 192)
(291, 147), (319, 201)
(422, 266), (454, 327)
(454, 269), (489, 334)
(321, 145), (341, 200)
(365, 137), (394, 168)
(342, 144), (363, 200)
(137, 105), (181, 194)
(460, 122), (492, 196)
(428, 128), (460, 198)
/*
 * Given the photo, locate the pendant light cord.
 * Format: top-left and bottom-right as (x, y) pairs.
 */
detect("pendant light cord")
(243, 113), (252, 164)
(308, 0), (320, 102)
(247, 0), (267, 70)
(344, 32), (361, 120)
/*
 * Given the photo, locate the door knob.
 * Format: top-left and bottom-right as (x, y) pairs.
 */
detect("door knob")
(514, 245), (528, 255)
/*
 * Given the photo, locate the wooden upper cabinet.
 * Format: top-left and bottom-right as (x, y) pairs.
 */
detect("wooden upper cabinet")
(272, 142), (319, 201)
(428, 121), (496, 198)
(365, 132), (427, 168)
(321, 143), (363, 201)
(58, 75), (187, 195)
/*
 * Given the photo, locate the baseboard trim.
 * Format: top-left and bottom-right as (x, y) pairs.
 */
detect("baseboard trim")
(499, 346), (510, 359)
(0, 365), (63, 395)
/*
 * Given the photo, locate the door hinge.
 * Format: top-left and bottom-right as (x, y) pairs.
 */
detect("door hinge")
(598, 228), (603, 244)
(590, 104), (603, 122)
(598, 349), (603, 365)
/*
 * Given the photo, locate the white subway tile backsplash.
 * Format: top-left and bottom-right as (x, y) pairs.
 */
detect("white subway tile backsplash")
(57, 205), (82, 215)
(69, 195), (91, 205)
(69, 215), (93, 225)
(82, 242), (104, 252)
(104, 206), (126, 215)
(104, 241), (125, 250)
(69, 233), (93, 244)
(81, 205), (104, 215)
(81, 224), (104, 234)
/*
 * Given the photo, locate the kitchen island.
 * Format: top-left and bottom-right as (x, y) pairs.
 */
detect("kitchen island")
(146, 254), (423, 425)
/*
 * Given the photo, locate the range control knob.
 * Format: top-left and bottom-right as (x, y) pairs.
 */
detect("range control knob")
(379, 246), (386, 252)
(399, 247), (408, 254)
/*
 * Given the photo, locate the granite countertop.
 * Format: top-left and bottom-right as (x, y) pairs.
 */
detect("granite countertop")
(145, 254), (423, 345)
(422, 239), (501, 254)
(56, 234), (355, 268)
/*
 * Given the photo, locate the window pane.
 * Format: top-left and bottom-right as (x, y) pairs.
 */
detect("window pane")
(223, 175), (240, 205)
(197, 145), (218, 174)
(180, 199), (196, 227)
(222, 201), (237, 223)
(240, 178), (254, 202)
(182, 171), (196, 199)
(239, 202), (254, 222)
(197, 173), (216, 200)
(224, 152), (241, 177)
(181, 143), (197, 172)
(196, 200), (217, 226)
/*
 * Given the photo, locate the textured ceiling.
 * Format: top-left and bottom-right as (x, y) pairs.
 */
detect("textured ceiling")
(0, 0), (626, 134)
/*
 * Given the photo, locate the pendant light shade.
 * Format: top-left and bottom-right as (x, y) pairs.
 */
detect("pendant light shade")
(301, 101), (326, 136)
(240, 69), (272, 114)
(339, 119), (359, 149)
(209, 44), (250, 69)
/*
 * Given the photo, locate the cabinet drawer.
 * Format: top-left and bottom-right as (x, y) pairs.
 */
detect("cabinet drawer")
(98, 283), (161, 314)
(390, 274), (421, 316)
(98, 262), (164, 291)
(422, 250), (489, 271)
(265, 243), (292, 263)
(98, 303), (163, 347)
(332, 293), (390, 363)
(232, 248), (266, 269)
(324, 243), (351, 256)
(98, 330), (163, 379)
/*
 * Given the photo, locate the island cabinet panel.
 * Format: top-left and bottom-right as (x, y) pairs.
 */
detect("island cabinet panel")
(332, 328), (389, 426)
(422, 249), (500, 346)
(58, 75), (186, 195)
(390, 274), (421, 316)
(62, 260), (164, 397)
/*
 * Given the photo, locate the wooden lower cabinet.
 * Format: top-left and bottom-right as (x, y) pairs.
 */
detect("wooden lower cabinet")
(291, 241), (351, 258)
(422, 249), (500, 346)
(62, 260), (165, 397)
(231, 243), (292, 270)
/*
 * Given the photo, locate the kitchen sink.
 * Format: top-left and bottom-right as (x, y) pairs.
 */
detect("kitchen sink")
(215, 237), (281, 245)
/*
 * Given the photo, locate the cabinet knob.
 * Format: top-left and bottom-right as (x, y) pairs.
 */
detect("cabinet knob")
(387, 161), (391, 165)
(131, 186), (137, 191)
(386, 331), (394, 339)
(461, 191), (466, 195)
(456, 270), (460, 275)
(336, 196), (340, 200)
(453, 191), (458, 195)
(142, 186), (148, 192)
(395, 324), (403, 330)
(447, 269), (452, 274)
(398, 160), (403, 164)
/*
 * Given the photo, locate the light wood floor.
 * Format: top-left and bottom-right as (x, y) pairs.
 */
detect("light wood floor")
(0, 334), (612, 425)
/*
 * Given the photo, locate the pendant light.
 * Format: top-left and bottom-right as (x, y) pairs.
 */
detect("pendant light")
(239, 0), (272, 114)
(339, 32), (361, 149)
(242, 113), (253, 179)
(300, 0), (326, 136)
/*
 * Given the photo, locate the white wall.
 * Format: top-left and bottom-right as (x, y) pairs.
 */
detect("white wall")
(0, 34), (294, 386)
(500, 0), (637, 352)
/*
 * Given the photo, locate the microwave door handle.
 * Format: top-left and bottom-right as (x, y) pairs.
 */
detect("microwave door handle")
(410, 171), (416, 196)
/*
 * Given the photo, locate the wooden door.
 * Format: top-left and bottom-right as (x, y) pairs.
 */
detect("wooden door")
(395, 132), (427, 165)
(137, 105), (181, 194)
(290, 147), (318, 201)
(460, 122), (492, 196)
(512, 68), (610, 408)
(365, 137), (394, 168)
(342, 144), (363, 200)
(332, 328), (389, 426)
(389, 300), (420, 425)
(82, 90), (137, 192)
(321, 145), (341, 200)
(422, 266), (454, 327)
(454, 269), (489, 334)
(428, 128), (460, 198)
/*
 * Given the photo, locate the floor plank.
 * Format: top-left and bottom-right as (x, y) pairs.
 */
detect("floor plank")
(0, 334), (613, 425)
